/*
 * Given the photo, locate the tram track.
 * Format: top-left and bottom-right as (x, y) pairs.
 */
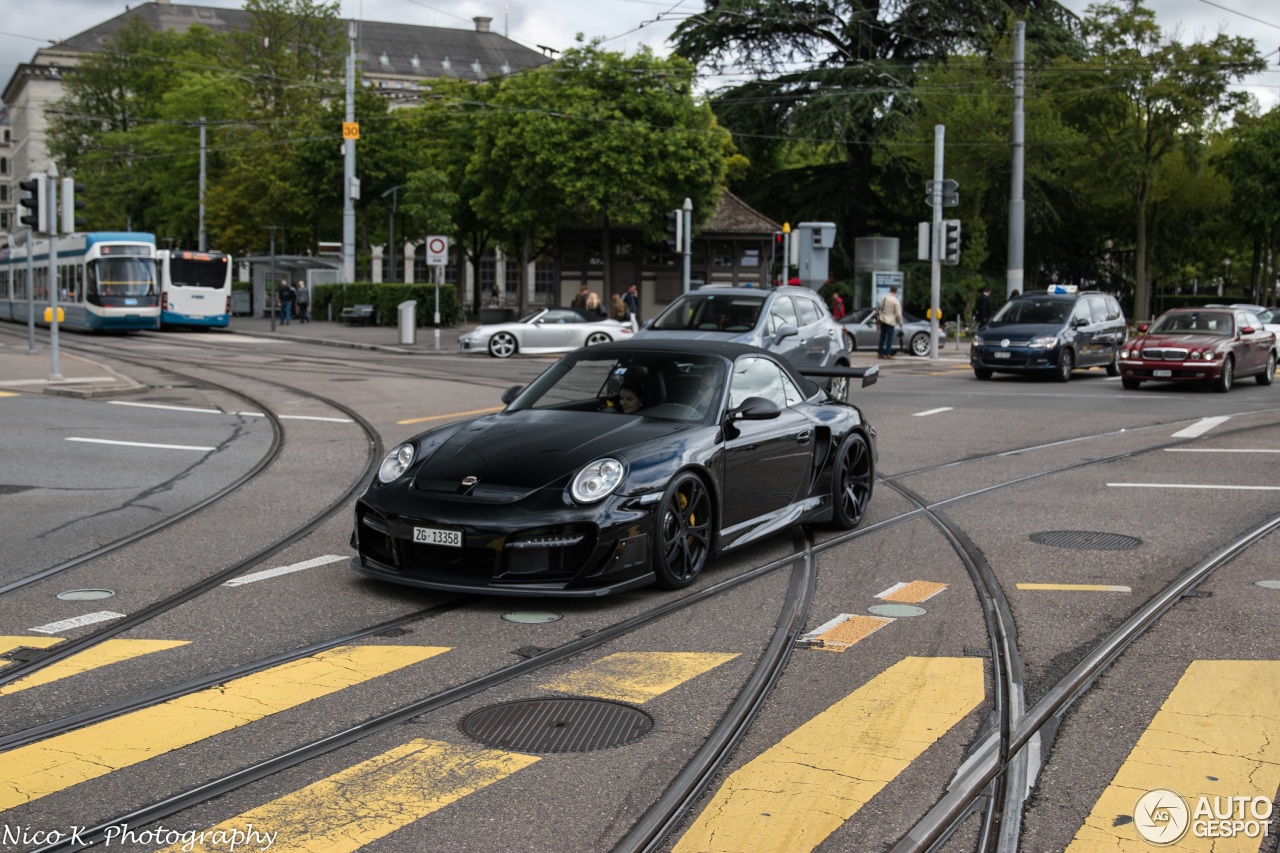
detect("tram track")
(0, 345), (383, 692)
(8, 328), (1280, 852)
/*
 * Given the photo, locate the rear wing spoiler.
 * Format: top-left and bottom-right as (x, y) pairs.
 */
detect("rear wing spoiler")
(797, 364), (879, 389)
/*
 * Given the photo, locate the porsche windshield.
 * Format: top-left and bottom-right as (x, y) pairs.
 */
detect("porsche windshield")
(512, 352), (728, 422)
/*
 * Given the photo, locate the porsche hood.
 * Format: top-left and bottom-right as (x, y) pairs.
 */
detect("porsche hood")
(409, 410), (688, 497)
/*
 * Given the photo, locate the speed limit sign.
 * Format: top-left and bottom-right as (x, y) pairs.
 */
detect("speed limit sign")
(426, 235), (449, 266)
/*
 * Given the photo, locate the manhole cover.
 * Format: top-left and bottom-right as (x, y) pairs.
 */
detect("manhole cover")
(56, 589), (116, 601)
(1029, 530), (1142, 551)
(868, 604), (927, 618)
(462, 698), (653, 753)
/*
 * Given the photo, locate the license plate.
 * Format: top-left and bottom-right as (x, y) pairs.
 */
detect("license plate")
(414, 526), (461, 547)
(1153, 369), (1171, 378)
(993, 352), (1011, 359)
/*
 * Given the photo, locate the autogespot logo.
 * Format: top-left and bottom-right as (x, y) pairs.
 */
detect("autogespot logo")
(1134, 789), (1275, 844)
(1134, 789), (1190, 845)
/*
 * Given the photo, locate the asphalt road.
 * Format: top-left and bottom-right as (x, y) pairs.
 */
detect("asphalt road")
(1, 327), (1277, 853)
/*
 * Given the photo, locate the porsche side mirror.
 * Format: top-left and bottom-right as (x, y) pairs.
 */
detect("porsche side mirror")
(773, 322), (799, 345)
(501, 385), (523, 405)
(728, 396), (781, 421)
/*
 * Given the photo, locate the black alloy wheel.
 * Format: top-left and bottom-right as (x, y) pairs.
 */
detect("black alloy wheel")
(1055, 348), (1074, 383)
(831, 432), (874, 529)
(654, 473), (713, 589)
(1213, 355), (1234, 393)
(1106, 349), (1121, 376)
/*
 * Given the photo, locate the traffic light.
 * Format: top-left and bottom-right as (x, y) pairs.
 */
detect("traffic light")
(18, 173), (48, 233)
(664, 209), (682, 252)
(942, 219), (961, 265)
(61, 178), (87, 234)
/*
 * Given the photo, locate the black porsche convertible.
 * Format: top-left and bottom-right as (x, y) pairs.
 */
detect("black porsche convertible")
(351, 340), (877, 597)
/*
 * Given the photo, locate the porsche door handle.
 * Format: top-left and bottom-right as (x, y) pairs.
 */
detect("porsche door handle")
(795, 430), (812, 444)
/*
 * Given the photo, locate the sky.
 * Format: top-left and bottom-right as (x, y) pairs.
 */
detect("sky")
(1, 0), (1277, 110)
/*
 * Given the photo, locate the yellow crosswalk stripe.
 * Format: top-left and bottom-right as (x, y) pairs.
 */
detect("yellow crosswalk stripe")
(0, 645), (449, 811)
(1067, 660), (1280, 851)
(0, 639), (189, 696)
(802, 614), (894, 652)
(540, 652), (738, 703)
(0, 636), (63, 662)
(878, 580), (948, 603)
(156, 739), (538, 853)
(673, 656), (984, 852)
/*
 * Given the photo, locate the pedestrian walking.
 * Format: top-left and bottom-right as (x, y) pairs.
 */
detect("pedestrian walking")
(572, 284), (590, 310)
(623, 283), (640, 323)
(876, 284), (902, 359)
(974, 286), (993, 329)
(584, 290), (606, 318)
(295, 281), (310, 323)
(612, 293), (628, 321)
(831, 292), (846, 320)
(277, 279), (296, 325)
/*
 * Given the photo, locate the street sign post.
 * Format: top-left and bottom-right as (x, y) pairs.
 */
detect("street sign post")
(425, 235), (449, 353)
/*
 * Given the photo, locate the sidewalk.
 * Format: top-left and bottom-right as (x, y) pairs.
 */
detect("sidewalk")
(1, 315), (968, 397)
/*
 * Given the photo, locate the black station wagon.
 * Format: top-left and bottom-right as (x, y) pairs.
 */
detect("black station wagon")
(970, 287), (1126, 382)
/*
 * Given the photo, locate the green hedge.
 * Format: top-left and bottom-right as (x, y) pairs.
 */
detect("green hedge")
(310, 282), (462, 327)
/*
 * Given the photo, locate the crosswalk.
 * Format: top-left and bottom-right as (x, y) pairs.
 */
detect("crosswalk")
(1, 633), (1276, 851)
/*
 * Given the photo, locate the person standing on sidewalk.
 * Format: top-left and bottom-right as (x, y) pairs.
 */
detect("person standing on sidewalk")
(295, 281), (310, 324)
(974, 286), (993, 329)
(278, 279), (296, 325)
(623, 283), (640, 323)
(876, 285), (902, 359)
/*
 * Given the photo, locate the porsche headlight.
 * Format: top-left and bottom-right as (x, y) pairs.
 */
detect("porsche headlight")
(570, 458), (624, 504)
(378, 443), (416, 484)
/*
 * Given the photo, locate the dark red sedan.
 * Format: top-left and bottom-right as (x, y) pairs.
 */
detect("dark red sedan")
(1119, 308), (1277, 392)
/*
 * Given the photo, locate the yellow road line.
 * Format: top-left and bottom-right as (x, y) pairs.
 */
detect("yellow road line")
(878, 580), (949, 603)
(1068, 660), (1280, 851)
(0, 645), (449, 811)
(397, 406), (503, 425)
(0, 391), (19, 397)
(0, 639), (189, 695)
(157, 739), (538, 853)
(673, 657), (985, 852)
(802, 614), (894, 652)
(0, 636), (63, 663)
(1016, 583), (1131, 593)
(540, 652), (738, 703)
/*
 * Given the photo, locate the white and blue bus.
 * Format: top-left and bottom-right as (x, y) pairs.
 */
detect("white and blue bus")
(0, 232), (160, 332)
(158, 249), (232, 329)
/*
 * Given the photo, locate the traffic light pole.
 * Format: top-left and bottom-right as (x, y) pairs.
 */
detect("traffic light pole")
(46, 164), (62, 380)
(25, 229), (36, 354)
(930, 125), (944, 362)
(682, 197), (692, 294)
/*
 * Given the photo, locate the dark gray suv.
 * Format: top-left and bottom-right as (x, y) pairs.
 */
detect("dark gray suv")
(970, 287), (1126, 382)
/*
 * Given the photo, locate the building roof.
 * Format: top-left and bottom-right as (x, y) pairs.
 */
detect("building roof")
(46, 1), (549, 85)
(701, 190), (781, 235)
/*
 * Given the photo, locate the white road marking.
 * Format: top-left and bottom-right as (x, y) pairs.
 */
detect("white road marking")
(223, 555), (348, 587)
(109, 400), (223, 414)
(1171, 416), (1230, 438)
(1108, 483), (1280, 491)
(66, 437), (215, 451)
(31, 611), (126, 634)
(875, 582), (909, 599)
(107, 400), (350, 423)
(913, 407), (953, 417)
(1165, 448), (1280, 453)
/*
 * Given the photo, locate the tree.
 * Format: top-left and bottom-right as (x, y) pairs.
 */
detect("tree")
(468, 42), (736, 307)
(1056, 0), (1264, 320)
(1213, 109), (1280, 304)
(672, 0), (1083, 274)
